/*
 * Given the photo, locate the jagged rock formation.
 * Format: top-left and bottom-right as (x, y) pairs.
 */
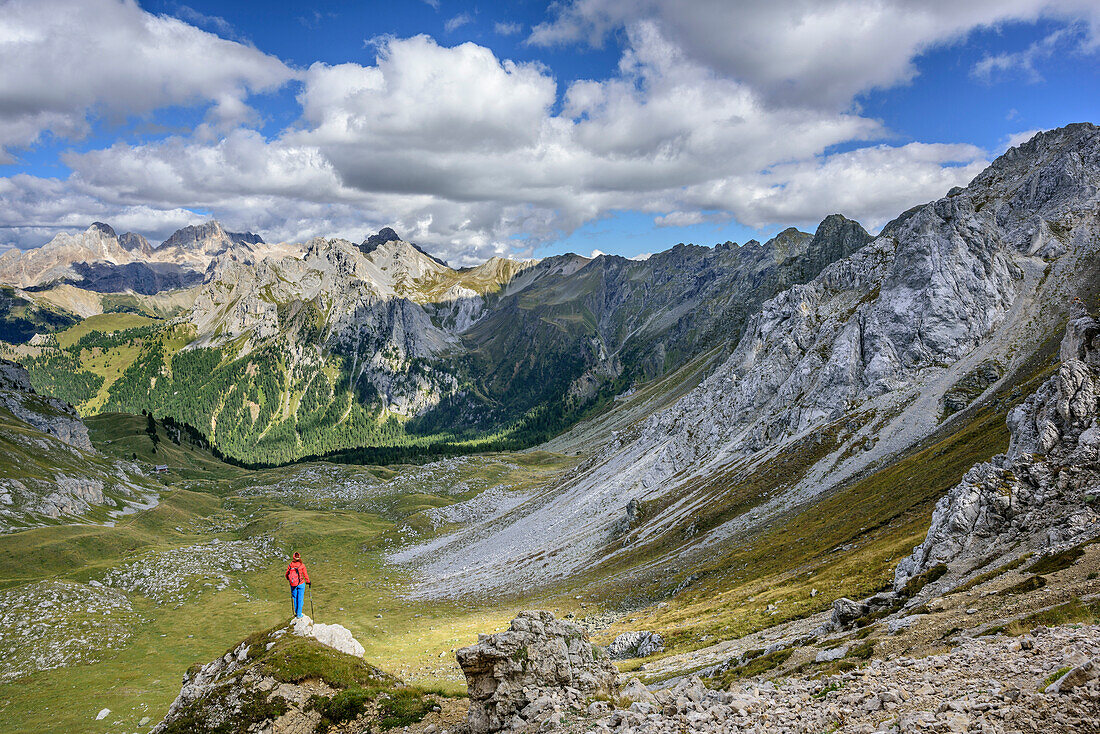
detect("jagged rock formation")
(160, 220), (263, 255)
(395, 123), (1100, 600)
(152, 620), (398, 734)
(457, 611), (618, 733)
(895, 304), (1100, 589)
(606, 630), (665, 659)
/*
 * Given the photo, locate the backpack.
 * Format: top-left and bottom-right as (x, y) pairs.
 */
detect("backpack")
(288, 564), (301, 586)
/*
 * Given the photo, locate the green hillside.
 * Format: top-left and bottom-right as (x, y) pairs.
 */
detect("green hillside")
(0, 285), (80, 344)
(14, 220), (868, 466)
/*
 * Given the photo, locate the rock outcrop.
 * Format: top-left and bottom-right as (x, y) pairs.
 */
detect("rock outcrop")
(895, 303), (1100, 590)
(154, 619), (408, 734)
(607, 630), (665, 659)
(291, 614), (365, 658)
(457, 611), (618, 733)
(0, 358), (158, 531)
(0, 358), (91, 450)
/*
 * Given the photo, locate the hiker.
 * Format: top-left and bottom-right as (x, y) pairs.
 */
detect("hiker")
(285, 551), (311, 618)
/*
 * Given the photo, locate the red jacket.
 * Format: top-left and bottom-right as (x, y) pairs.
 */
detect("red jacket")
(285, 560), (310, 587)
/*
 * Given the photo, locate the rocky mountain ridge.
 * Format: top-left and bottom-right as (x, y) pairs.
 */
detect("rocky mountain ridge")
(0, 220), (268, 294)
(393, 122), (1100, 599)
(895, 301), (1100, 590)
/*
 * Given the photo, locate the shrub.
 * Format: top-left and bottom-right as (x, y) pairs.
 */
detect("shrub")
(312, 688), (378, 733)
(378, 689), (436, 730)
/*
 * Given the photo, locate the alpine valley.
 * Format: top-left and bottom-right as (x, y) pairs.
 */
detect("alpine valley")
(2, 124), (1100, 734)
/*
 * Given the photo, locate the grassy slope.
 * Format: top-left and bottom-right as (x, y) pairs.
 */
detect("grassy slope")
(54, 313), (155, 349)
(0, 414), (565, 733)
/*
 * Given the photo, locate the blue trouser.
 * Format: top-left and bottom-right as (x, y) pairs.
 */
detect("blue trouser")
(291, 584), (305, 618)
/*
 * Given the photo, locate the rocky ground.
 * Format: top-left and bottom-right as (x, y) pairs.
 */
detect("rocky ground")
(0, 580), (141, 681)
(234, 464), (386, 510)
(99, 535), (281, 605)
(423, 486), (529, 530)
(432, 623), (1096, 734)
(596, 625), (1100, 734)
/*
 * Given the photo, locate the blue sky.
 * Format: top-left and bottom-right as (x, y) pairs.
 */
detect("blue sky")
(1, 0), (1098, 264)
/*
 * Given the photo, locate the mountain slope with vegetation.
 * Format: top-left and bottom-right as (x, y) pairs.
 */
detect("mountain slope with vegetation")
(0, 358), (160, 532)
(7, 218), (868, 464)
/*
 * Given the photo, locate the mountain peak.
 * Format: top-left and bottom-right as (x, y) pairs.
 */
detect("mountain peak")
(118, 231), (152, 253)
(89, 221), (116, 238)
(359, 228), (449, 268)
(161, 221), (264, 250)
(363, 227), (402, 250)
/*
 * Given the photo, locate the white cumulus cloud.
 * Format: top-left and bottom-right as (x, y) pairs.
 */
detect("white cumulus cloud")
(0, 0), (294, 159)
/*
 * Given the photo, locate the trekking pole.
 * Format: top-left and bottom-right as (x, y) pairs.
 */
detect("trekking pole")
(308, 584), (315, 619)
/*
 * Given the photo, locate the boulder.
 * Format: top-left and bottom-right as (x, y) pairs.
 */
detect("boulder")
(457, 610), (618, 733)
(606, 630), (665, 659)
(1045, 660), (1100, 694)
(830, 597), (868, 628)
(291, 614), (365, 657)
(815, 645), (848, 663)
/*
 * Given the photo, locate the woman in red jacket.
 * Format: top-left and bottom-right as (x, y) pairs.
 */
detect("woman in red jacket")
(285, 552), (310, 618)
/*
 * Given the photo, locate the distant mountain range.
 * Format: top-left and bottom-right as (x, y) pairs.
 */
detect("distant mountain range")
(9, 124), (1097, 479)
(0, 212), (869, 464)
(0, 220), (274, 295)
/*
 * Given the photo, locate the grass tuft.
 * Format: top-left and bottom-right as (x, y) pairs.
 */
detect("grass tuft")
(1026, 546), (1085, 575)
(705, 648), (794, 688)
(1005, 598), (1100, 636)
(998, 575), (1047, 595)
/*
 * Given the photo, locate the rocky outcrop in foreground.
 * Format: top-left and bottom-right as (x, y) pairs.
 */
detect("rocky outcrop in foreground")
(569, 624), (1100, 734)
(154, 616), (433, 734)
(457, 611), (618, 733)
(896, 304), (1100, 590)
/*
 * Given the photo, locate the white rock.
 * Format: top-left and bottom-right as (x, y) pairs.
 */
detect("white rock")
(290, 615), (365, 658)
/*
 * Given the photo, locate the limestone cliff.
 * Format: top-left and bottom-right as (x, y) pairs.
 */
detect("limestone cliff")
(895, 303), (1100, 588)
